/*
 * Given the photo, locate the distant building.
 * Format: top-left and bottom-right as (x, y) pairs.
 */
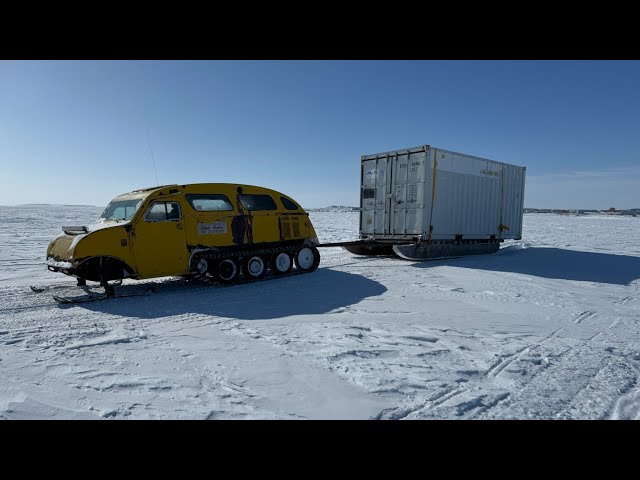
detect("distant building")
(523, 207), (637, 217)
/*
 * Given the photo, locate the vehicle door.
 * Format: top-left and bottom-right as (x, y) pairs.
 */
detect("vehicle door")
(133, 199), (188, 278)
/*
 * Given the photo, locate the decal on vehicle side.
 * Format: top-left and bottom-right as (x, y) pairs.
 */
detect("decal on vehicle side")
(198, 221), (227, 235)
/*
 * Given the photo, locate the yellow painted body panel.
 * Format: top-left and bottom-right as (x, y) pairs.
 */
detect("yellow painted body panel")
(73, 226), (136, 267)
(47, 226), (135, 268)
(47, 183), (318, 281)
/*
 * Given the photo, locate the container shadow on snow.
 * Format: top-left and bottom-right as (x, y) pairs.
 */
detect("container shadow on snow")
(411, 247), (640, 285)
(74, 269), (386, 320)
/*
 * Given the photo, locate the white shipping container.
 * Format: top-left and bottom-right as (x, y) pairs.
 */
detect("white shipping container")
(359, 145), (526, 242)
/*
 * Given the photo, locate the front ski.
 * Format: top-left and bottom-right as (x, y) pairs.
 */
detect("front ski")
(31, 283), (101, 293)
(53, 287), (155, 305)
(53, 293), (107, 304)
(31, 284), (75, 293)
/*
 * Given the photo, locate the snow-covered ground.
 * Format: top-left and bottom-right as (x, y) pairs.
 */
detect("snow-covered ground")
(1, 206), (639, 419)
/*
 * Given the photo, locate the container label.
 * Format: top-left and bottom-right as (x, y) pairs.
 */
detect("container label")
(409, 160), (422, 173)
(198, 221), (227, 235)
(480, 169), (500, 177)
(407, 184), (418, 204)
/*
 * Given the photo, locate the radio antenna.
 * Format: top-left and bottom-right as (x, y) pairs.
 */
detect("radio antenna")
(146, 127), (160, 187)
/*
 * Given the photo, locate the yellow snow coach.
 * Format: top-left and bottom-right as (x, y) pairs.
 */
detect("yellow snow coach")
(46, 184), (320, 297)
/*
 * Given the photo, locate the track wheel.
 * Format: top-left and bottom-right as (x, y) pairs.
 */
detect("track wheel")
(216, 258), (239, 283)
(194, 257), (208, 274)
(243, 255), (267, 279)
(294, 246), (320, 272)
(272, 251), (293, 275)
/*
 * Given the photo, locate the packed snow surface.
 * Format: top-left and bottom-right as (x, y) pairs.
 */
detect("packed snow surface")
(0, 205), (639, 419)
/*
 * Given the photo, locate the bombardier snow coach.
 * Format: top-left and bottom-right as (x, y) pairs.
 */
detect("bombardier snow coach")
(46, 183), (320, 299)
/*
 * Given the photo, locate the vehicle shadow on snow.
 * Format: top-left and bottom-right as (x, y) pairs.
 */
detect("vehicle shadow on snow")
(74, 268), (387, 320)
(411, 246), (640, 285)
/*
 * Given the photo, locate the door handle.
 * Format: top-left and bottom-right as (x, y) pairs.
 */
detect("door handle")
(177, 222), (184, 230)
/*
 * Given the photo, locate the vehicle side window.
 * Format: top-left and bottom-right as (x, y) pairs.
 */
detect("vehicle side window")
(185, 194), (234, 212)
(238, 194), (277, 211)
(145, 202), (181, 222)
(280, 196), (299, 210)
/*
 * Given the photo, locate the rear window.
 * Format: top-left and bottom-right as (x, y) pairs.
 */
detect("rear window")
(280, 196), (299, 210)
(186, 194), (234, 212)
(238, 194), (277, 211)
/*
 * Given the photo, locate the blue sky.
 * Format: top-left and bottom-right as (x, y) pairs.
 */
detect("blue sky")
(1, 60), (638, 209)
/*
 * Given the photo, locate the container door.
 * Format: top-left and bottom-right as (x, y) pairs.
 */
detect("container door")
(385, 155), (397, 235)
(374, 156), (390, 235)
(393, 149), (427, 235)
(391, 152), (408, 235)
(360, 159), (377, 235)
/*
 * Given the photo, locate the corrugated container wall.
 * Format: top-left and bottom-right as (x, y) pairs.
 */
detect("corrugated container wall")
(360, 145), (526, 241)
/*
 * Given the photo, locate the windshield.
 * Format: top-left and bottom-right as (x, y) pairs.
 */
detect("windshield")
(100, 200), (143, 221)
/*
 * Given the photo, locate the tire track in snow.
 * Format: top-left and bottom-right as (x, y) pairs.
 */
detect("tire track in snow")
(614, 288), (639, 306)
(615, 297), (634, 306)
(486, 309), (619, 388)
(479, 315), (636, 419)
(574, 311), (597, 324)
(374, 309), (605, 419)
(609, 380), (640, 420)
(589, 319), (620, 341)
(486, 345), (536, 378)
(486, 326), (565, 379)
(427, 386), (466, 409)
(375, 385), (466, 420)
(558, 357), (635, 419)
(455, 392), (512, 417)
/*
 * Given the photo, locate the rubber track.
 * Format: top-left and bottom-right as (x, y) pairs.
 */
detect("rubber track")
(190, 244), (320, 285)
